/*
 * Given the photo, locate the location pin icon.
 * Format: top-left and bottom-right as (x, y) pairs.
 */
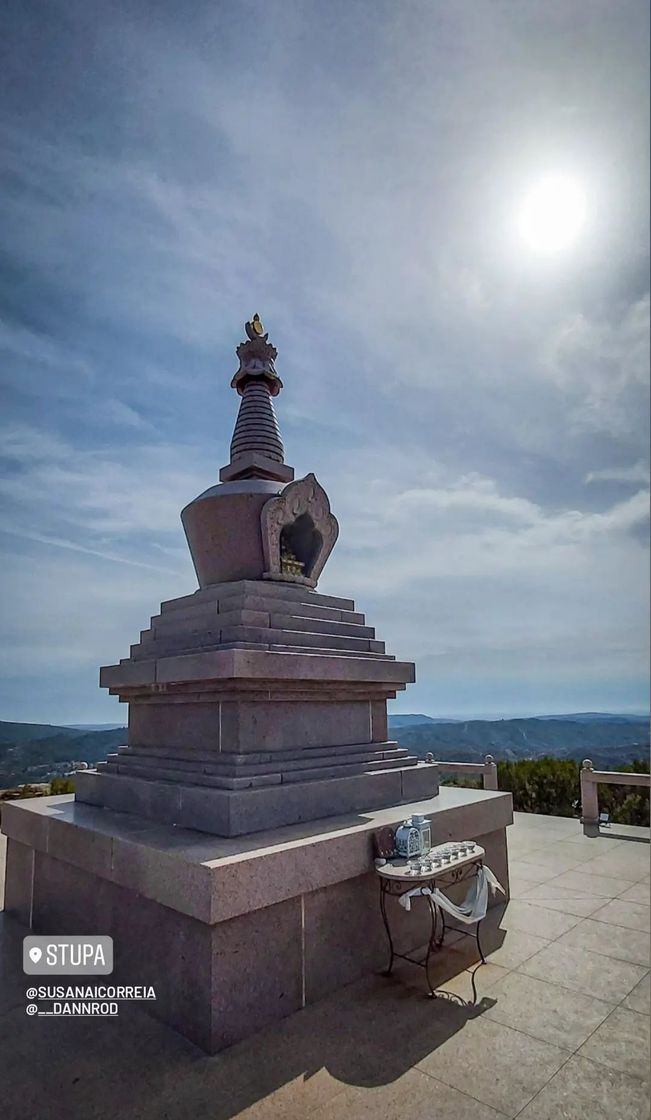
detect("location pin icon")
(29, 946), (42, 963)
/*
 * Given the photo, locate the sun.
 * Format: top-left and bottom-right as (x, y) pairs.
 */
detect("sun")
(517, 175), (587, 253)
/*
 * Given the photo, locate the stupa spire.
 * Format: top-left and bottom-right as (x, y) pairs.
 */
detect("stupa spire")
(219, 316), (294, 484)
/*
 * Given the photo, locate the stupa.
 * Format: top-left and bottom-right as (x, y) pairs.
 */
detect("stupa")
(76, 316), (439, 833)
(2, 317), (511, 1054)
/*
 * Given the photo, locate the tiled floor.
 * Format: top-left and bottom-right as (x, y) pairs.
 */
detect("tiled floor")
(0, 812), (648, 1119)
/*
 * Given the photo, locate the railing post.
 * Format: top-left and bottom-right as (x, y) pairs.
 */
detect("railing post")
(483, 754), (498, 791)
(581, 759), (600, 836)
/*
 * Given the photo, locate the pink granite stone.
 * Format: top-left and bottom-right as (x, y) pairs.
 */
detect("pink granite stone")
(182, 484), (280, 588)
(87, 320), (425, 838)
(2, 789), (512, 1053)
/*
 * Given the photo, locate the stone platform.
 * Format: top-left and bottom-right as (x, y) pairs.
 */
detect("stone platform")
(80, 579), (438, 836)
(2, 786), (512, 1053)
(2, 812), (647, 1120)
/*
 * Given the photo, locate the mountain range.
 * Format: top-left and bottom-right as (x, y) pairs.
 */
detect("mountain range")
(0, 713), (648, 789)
(0, 721), (127, 789)
(389, 713), (649, 770)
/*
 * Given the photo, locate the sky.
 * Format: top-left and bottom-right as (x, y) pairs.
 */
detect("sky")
(0, 0), (649, 724)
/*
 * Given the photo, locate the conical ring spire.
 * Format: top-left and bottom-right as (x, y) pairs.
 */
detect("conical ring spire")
(219, 318), (294, 484)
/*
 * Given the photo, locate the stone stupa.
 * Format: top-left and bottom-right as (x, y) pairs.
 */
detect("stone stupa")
(76, 316), (439, 835)
(2, 315), (511, 1055)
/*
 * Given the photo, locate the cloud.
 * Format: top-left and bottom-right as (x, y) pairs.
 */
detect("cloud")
(0, 0), (648, 719)
(0, 545), (181, 681)
(541, 295), (650, 444)
(0, 526), (178, 574)
(585, 461), (650, 485)
(0, 421), (207, 547)
(317, 446), (649, 706)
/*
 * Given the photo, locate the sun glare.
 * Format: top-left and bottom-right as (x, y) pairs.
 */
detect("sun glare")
(517, 175), (587, 253)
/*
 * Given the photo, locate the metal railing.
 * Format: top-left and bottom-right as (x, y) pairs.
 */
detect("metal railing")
(426, 753), (498, 791)
(580, 759), (650, 836)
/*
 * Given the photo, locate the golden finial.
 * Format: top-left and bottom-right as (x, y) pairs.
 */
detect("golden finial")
(245, 313), (266, 341)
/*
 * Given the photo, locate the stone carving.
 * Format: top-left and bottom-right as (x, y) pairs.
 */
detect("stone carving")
(232, 320), (282, 396)
(260, 473), (339, 587)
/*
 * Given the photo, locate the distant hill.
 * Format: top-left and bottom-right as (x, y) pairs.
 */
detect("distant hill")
(0, 721), (85, 744)
(388, 714), (460, 728)
(0, 720), (126, 789)
(534, 712), (648, 724)
(390, 715), (649, 770)
(63, 723), (127, 731)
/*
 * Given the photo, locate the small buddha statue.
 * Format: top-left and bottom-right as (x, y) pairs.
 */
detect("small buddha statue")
(280, 542), (304, 577)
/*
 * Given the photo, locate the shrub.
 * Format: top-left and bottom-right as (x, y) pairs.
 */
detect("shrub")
(444, 756), (649, 826)
(49, 777), (76, 795)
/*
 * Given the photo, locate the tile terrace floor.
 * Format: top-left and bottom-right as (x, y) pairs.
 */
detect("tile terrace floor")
(0, 812), (649, 1120)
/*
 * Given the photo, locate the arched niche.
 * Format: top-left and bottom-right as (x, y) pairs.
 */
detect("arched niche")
(260, 474), (339, 587)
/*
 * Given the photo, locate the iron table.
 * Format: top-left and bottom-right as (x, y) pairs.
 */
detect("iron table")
(376, 844), (487, 1000)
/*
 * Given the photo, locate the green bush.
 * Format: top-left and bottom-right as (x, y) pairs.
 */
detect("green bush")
(0, 783), (48, 801)
(444, 756), (649, 826)
(497, 757), (579, 817)
(0, 776), (76, 800)
(49, 777), (76, 795)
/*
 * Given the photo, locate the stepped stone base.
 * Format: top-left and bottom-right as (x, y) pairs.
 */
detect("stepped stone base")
(2, 787), (513, 1053)
(76, 759), (439, 836)
(83, 579), (434, 836)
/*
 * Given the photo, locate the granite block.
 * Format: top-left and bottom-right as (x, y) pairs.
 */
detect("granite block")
(400, 763), (440, 802)
(92, 869), (214, 1050)
(303, 871), (433, 1004)
(46, 815), (113, 878)
(279, 757), (415, 783)
(160, 580), (355, 614)
(152, 604), (219, 630)
(0, 798), (51, 851)
(100, 659), (157, 688)
(153, 648), (414, 688)
(480, 827), (511, 900)
(210, 896), (302, 1050)
(73, 769), (105, 807)
(204, 747), (409, 779)
(236, 582), (355, 611)
(95, 771), (182, 823)
(179, 785), (232, 834)
(3, 839), (33, 924)
(153, 608), (268, 635)
(30, 848), (214, 1048)
(110, 837), (213, 924)
(123, 739), (400, 768)
(32, 850), (103, 935)
(153, 649), (234, 684)
(129, 701), (222, 751)
(268, 613), (375, 638)
(207, 744), (406, 774)
(303, 873), (387, 1002)
(223, 769), (405, 836)
(99, 771), (152, 815)
(267, 644), (389, 659)
(140, 778), (183, 824)
(222, 595), (366, 624)
(220, 699), (374, 752)
(113, 758), (281, 790)
(133, 630), (225, 659)
(370, 700), (388, 741)
(218, 624), (376, 652)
